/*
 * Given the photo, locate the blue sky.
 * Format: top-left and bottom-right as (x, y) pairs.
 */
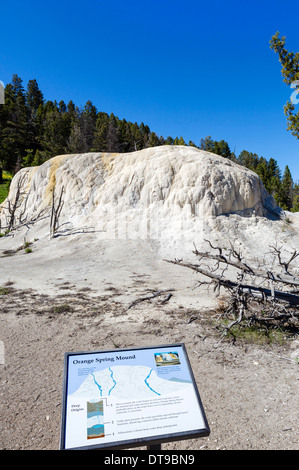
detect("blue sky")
(1, 0), (298, 179)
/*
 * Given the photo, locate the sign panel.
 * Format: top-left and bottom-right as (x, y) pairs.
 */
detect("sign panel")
(60, 343), (210, 450)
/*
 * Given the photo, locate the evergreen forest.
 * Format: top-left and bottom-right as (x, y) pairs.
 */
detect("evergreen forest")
(0, 74), (298, 212)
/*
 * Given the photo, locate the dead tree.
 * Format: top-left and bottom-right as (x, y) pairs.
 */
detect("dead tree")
(1, 172), (28, 232)
(164, 240), (299, 336)
(49, 186), (64, 238)
(1, 171), (58, 236)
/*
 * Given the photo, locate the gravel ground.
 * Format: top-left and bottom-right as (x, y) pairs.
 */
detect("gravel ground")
(0, 284), (298, 451)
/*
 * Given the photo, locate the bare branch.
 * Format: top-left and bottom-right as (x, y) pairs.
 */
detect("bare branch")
(164, 241), (299, 335)
(269, 245), (299, 275)
(127, 289), (175, 309)
(50, 186), (64, 238)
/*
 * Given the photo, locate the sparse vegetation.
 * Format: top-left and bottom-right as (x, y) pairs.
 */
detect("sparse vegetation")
(1, 240), (34, 257)
(0, 171), (12, 204)
(0, 286), (13, 295)
(216, 313), (290, 345)
(51, 304), (72, 314)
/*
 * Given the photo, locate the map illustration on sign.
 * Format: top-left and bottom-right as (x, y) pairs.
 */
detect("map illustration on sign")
(60, 344), (210, 450)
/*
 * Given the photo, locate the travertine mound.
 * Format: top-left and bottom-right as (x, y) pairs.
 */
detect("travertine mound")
(0, 146), (279, 240)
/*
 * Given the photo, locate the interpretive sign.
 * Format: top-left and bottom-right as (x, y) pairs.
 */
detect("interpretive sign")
(60, 343), (210, 450)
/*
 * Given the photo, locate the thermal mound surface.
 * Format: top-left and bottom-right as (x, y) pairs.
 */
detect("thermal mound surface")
(0, 145), (280, 239)
(1, 145), (299, 300)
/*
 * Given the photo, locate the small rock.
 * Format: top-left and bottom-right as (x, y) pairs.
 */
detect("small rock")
(290, 349), (299, 361)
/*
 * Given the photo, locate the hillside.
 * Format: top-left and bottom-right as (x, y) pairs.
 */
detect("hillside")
(0, 145), (282, 238)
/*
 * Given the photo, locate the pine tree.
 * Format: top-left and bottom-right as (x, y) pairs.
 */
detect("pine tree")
(0, 87), (8, 174)
(130, 122), (144, 151)
(213, 140), (231, 158)
(200, 136), (214, 152)
(23, 149), (35, 167)
(255, 157), (269, 187)
(292, 183), (299, 212)
(147, 132), (160, 147)
(165, 136), (174, 145)
(91, 112), (109, 152)
(0, 76), (28, 172)
(40, 100), (71, 157)
(11, 74), (25, 97)
(237, 150), (259, 171)
(106, 113), (121, 153)
(270, 32), (299, 139)
(265, 158), (281, 198)
(279, 165), (293, 210)
(26, 79), (44, 154)
(292, 195), (299, 212)
(118, 119), (134, 152)
(177, 136), (186, 146)
(66, 100), (77, 125)
(139, 122), (150, 148)
(66, 101), (82, 153)
(81, 100), (97, 151)
(26, 79), (44, 117)
(31, 149), (44, 167)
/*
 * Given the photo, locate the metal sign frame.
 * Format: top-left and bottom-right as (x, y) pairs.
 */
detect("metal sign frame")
(60, 343), (210, 450)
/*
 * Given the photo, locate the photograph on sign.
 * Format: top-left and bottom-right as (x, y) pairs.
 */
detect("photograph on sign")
(60, 343), (210, 450)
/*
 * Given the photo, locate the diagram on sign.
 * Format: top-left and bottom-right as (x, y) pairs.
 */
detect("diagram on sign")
(87, 400), (105, 439)
(70, 364), (192, 401)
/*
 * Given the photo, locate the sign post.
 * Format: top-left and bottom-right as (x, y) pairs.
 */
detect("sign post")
(60, 343), (210, 450)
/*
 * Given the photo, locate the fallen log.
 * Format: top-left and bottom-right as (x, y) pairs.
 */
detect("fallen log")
(164, 259), (299, 306)
(163, 241), (299, 334)
(192, 246), (299, 288)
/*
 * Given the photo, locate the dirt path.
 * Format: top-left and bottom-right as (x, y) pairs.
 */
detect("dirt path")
(0, 286), (298, 450)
